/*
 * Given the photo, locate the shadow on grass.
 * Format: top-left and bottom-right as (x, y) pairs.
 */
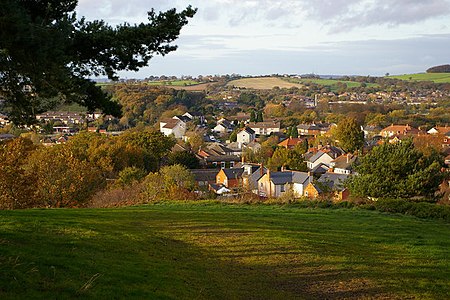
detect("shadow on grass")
(0, 206), (449, 299)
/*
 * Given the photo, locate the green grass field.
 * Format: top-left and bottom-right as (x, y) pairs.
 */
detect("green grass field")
(1, 202), (449, 299)
(146, 80), (200, 86)
(388, 73), (450, 83)
(284, 78), (378, 92)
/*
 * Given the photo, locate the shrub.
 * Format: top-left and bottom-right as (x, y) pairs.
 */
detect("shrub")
(116, 167), (147, 186)
(372, 199), (450, 222)
(88, 183), (145, 208)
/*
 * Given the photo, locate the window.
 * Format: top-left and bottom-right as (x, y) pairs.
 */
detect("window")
(280, 185), (285, 192)
(221, 162), (226, 169)
(230, 161), (234, 168)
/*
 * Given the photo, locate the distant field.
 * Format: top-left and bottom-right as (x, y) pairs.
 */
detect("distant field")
(227, 77), (303, 89)
(168, 82), (214, 91)
(389, 73), (450, 83)
(285, 78), (378, 91)
(53, 103), (87, 112)
(1, 202), (449, 299)
(146, 80), (199, 86)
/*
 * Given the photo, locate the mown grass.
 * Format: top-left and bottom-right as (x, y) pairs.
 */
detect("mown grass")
(1, 202), (449, 299)
(388, 73), (450, 83)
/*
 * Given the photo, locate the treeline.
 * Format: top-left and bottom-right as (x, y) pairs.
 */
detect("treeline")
(0, 130), (191, 209)
(427, 64), (450, 73)
(104, 85), (211, 127)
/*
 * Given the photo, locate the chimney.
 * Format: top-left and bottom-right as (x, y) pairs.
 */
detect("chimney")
(281, 165), (286, 172)
(260, 163), (264, 176)
(347, 153), (350, 163)
(241, 155), (245, 164)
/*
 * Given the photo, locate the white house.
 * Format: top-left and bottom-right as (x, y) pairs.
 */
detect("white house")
(257, 170), (312, 198)
(160, 118), (186, 139)
(237, 127), (255, 144)
(306, 151), (335, 170)
(213, 118), (234, 134)
(248, 120), (280, 136)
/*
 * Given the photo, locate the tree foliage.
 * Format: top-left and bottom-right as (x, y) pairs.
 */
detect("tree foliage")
(0, 1), (196, 124)
(346, 140), (444, 200)
(426, 64), (450, 73)
(29, 145), (106, 207)
(334, 117), (364, 153)
(0, 138), (37, 209)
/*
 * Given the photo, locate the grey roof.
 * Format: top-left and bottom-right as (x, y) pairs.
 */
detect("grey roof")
(191, 169), (219, 182)
(204, 155), (241, 163)
(318, 173), (349, 190)
(247, 167), (267, 188)
(242, 127), (255, 134)
(174, 115), (191, 123)
(311, 163), (329, 175)
(269, 171), (311, 185)
(0, 134), (15, 141)
(308, 151), (327, 163)
(222, 168), (244, 178)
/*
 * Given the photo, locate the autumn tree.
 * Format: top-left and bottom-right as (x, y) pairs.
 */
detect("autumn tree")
(0, 138), (37, 209)
(334, 117), (364, 153)
(120, 129), (175, 171)
(0, 1), (196, 124)
(29, 145), (105, 207)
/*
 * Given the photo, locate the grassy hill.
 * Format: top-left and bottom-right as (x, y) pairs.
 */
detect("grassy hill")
(388, 73), (450, 83)
(1, 202), (449, 299)
(227, 77), (303, 89)
(284, 77), (378, 92)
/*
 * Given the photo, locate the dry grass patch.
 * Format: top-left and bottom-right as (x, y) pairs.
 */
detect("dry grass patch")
(227, 77), (303, 89)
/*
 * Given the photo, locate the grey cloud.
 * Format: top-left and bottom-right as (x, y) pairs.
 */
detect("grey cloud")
(76, 0), (188, 24)
(197, 0), (450, 30)
(124, 33), (450, 77)
(302, 0), (450, 31)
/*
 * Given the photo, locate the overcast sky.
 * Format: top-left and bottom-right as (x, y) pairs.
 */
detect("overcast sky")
(76, 0), (450, 78)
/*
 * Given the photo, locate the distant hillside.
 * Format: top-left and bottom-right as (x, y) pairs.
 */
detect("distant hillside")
(227, 77), (303, 89)
(388, 73), (450, 83)
(427, 64), (450, 73)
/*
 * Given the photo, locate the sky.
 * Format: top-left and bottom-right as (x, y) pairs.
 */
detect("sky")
(76, 0), (450, 78)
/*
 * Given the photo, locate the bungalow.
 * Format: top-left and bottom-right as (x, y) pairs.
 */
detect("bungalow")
(248, 120), (281, 136)
(209, 184), (231, 195)
(380, 124), (419, 138)
(257, 170), (312, 198)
